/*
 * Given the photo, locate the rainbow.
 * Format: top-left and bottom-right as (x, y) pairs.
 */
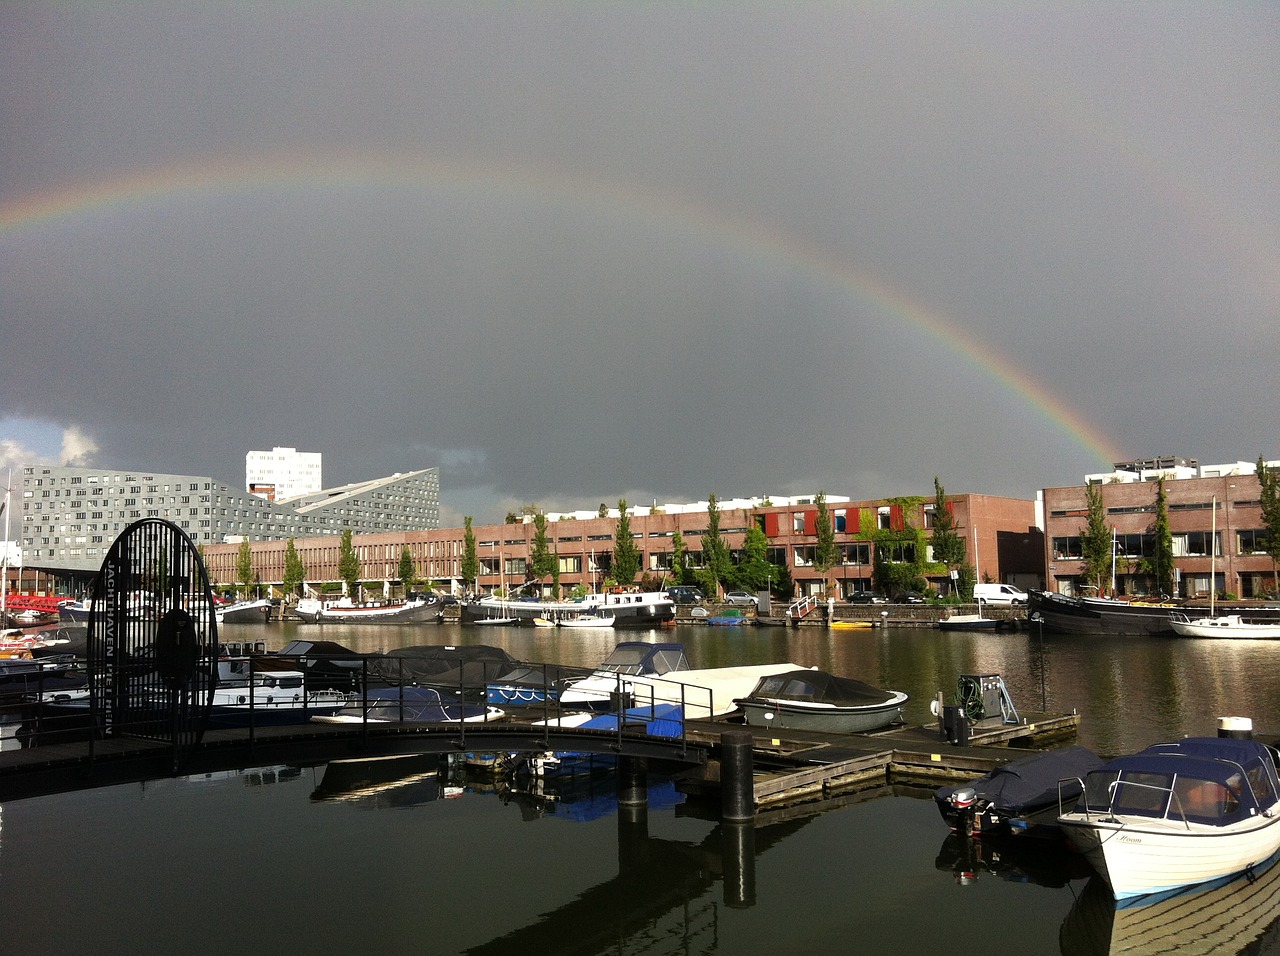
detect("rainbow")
(0, 149), (1122, 465)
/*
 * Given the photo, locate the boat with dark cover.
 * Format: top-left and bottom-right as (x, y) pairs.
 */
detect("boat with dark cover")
(735, 669), (908, 733)
(935, 745), (1104, 836)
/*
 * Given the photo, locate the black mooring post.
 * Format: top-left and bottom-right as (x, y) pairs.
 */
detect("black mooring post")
(618, 755), (648, 808)
(720, 730), (754, 822)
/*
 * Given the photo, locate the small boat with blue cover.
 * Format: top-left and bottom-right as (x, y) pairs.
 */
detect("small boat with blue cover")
(1057, 729), (1280, 901)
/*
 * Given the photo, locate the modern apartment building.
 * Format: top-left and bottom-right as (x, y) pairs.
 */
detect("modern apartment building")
(245, 446), (322, 501)
(1039, 457), (1278, 599)
(15, 464), (440, 588)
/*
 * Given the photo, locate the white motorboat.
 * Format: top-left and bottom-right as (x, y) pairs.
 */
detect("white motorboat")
(1169, 611), (1280, 639)
(462, 585), (674, 628)
(558, 641), (810, 719)
(1057, 730), (1280, 901)
(294, 594), (444, 624)
(556, 613), (615, 628)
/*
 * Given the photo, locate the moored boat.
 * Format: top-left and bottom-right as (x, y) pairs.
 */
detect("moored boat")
(1027, 589), (1185, 636)
(557, 641), (806, 719)
(1169, 611), (1280, 639)
(936, 598), (1016, 632)
(734, 669), (908, 733)
(216, 597), (274, 624)
(294, 594), (444, 624)
(311, 686), (503, 725)
(1056, 730), (1280, 901)
(934, 745), (1103, 836)
(461, 585), (674, 628)
(556, 613), (615, 628)
(1028, 589), (1280, 637)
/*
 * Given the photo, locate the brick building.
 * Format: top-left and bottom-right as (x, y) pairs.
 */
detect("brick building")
(202, 493), (1043, 600)
(1039, 459), (1278, 599)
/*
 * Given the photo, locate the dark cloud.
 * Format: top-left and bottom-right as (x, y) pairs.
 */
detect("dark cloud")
(2, 5), (1276, 522)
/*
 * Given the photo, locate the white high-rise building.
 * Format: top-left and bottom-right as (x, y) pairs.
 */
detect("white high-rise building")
(245, 447), (322, 501)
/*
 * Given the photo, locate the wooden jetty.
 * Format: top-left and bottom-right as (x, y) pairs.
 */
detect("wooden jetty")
(677, 710), (1081, 811)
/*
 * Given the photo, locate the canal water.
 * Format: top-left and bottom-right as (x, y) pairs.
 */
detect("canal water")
(5, 621), (1280, 955)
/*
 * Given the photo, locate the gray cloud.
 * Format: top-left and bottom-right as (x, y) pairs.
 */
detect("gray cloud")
(2, 4), (1276, 522)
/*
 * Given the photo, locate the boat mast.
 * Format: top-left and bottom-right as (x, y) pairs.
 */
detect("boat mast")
(1210, 495), (1217, 617)
(1110, 526), (1117, 597)
(1, 470), (9, 620)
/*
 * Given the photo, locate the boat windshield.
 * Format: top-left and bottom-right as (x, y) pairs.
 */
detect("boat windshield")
(1082, 769), (1247, 825)
(597, 645), (688, 676)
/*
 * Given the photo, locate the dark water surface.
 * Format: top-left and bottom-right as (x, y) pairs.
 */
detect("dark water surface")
(5, 622), (1280, 955)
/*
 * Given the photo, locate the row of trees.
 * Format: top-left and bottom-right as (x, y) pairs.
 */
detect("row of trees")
(465, 482), (980, 601)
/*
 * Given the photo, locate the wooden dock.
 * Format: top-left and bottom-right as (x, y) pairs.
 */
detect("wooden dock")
(677, 710), (1081, 810)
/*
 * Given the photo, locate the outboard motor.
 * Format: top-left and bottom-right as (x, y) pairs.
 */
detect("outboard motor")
(949, 786), (978, 833)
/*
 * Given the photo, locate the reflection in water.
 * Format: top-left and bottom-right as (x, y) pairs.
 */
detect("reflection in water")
(1060, 853), (1280, 956)
(464, 780), (808, 956)
(311, 753), (458, 808)
(934, 831), (1090, 889)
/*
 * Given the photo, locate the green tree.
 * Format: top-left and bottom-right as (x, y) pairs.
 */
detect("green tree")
(735, 523), (774, 593)
(699, 493), (730, 598)
(236, 539), (256, 597)
(397, 545), (418, 593)
(812, 492), (838, 585)
(598, 503), (609, 518)
(929, 477), (965, 568)
(282, 538), (306, 597)
(1258, 456), (1280, 596)
(1079, 482), (1114, 595)
(670, 529), (689, 585)
(337, 528), (361, 599)
(1143, 477), (1175, 598)
(530, 512), (555, 584)
(460, 517), (478, 593)
(612, 499), (641, 585)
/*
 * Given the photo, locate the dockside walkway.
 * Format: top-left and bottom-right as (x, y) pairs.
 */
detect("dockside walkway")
(0, 706), (1079, 812)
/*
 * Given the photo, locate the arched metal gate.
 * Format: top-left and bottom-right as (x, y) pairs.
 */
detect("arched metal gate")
(87, 518), (218, 769)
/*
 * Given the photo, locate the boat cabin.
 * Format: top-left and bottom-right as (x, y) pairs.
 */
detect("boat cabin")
(594, 642), (689, 677)
(1076, 737), (1280, 827)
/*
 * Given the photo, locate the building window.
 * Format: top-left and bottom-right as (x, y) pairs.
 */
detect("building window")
(1238, 529), (1269, 555)
(1052, 536), (1083, 559)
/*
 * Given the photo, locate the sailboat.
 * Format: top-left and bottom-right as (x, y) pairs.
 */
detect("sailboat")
(1170, 496), (1280, 639)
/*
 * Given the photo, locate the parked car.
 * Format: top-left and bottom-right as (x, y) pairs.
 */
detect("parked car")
(667, 586), (704, 605)
(847, 591), (888, 604)
(892, 591), (928, 604)
(723, 590), (757, 606)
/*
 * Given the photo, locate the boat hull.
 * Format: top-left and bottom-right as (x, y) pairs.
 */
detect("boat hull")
(1169, 614), (1280, 639)
(1058, 812), (1280, 901)
(216, 599), (274, 624)
(737, 692), (908, 733)
(462, 591), (674, 628)
(295, 597), (444, 624)
(1029, 590), (1182, 636)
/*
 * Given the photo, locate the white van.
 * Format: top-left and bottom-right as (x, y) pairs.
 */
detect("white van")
(973, 583), (1029, 607)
